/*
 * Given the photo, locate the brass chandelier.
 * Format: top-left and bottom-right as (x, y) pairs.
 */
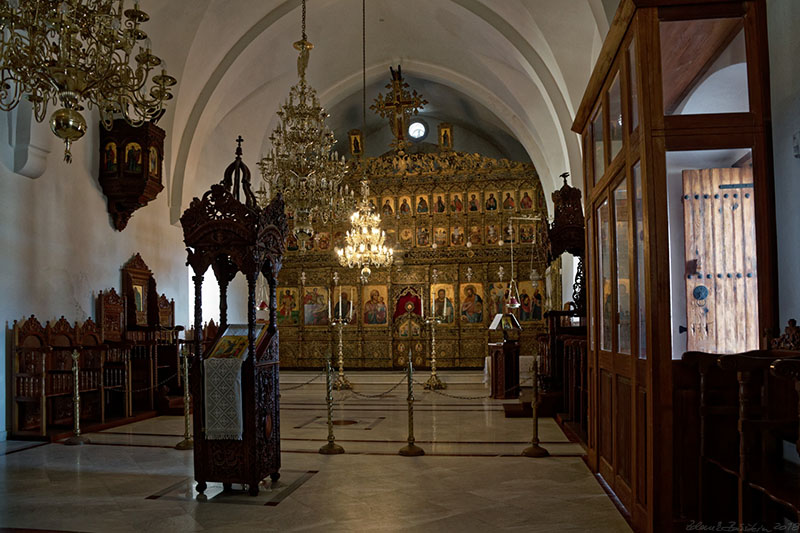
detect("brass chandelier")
(336, 181), (393, 283)
(258, 0), (353, 243)
(0, 0), (177, 162)
(335, 0), (392, 283)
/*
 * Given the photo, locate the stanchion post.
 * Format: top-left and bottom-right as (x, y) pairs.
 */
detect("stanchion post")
(424, 316), (445, 390)
(399, 353), (425, 456)
(522, 354), (549, 457)
(64, 349), (89, 445)
(319, 358), (345, 454)
(175, 345), (194, 450)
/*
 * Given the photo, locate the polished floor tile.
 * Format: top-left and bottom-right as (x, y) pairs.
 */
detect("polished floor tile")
(0, 372), (630, 532)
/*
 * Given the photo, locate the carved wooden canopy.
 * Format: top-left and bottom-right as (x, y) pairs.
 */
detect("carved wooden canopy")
(180, 139), (288, 280)
(547, 173), (585, 262)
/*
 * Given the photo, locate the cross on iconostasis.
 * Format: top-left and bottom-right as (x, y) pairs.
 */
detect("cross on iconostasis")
(371, 65), (428, 149)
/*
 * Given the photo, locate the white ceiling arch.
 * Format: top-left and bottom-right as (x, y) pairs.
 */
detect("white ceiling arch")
(157, 0), (605, 223)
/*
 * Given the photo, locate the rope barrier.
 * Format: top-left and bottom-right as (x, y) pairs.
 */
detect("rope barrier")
(106, 371), (179, 394)
(413, 376), (533, 401)
(347, 374), (408, 398)
(281, 370), (326, 391)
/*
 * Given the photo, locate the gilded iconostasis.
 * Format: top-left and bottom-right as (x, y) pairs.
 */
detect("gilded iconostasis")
(275, 145), (559, 369)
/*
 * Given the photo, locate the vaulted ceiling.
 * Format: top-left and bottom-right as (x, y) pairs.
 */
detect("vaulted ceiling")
(137, 0), (613, 222)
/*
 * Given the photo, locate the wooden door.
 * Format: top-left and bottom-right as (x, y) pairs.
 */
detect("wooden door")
(595, 172), (640, 512)
(682, 167), (758, 354)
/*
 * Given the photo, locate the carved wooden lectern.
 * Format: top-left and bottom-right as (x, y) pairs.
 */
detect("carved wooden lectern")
(180, 138), (288, 496)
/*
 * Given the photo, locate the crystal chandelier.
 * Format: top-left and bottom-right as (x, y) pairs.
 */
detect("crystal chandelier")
(337, 181), (393, 282)
(0, 0), (177, 162)
(336, 0), (392, 283)
(257, 0), (352, 243)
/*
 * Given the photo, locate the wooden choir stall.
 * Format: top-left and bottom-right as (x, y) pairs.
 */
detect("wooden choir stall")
(181, 139), (288, 496)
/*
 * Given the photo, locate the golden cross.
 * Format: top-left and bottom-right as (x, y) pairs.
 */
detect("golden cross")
(371, 65), (427, 149)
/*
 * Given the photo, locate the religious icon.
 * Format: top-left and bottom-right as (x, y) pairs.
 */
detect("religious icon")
(518, 280), (546, 322)
(503, 190), (516, 210)
(400, 227), (413, 247)
(520, 189), (534, 210)
(468, 192), (481, 212)
(301, 237), (313, 252)
(286, 233), (299, 251)
(348, 129), (363, 156)
(451, 225), (465, 246)
(399, 196), (412, 215)
(487, 282), (508, 316)
(303, 286), (329, 326)
(333, 286), (356, 321)
(277, 287), (300, 325)
(368, 197), (378, 213)
(460, 284), (484, 324)
(362, 285), (388, 326)
(385, 229), (396, 248)
(148, 146), (158, 175)
(451, 193), (464, 213)
(485, 192), (498, 211)
(519, 224), (535, 244)
(333, 231), (345, 247)
(433, 194), (447, 214)
(416, 226), (430, 247)
(430, 284), (455, 324)
(382, 197), (395, 216)
(503, 223), (516, 244)
(399, 319), (421, 337)
(438, 123), (452, 150)
(103, 142), (118, 172)
(469, 225), (482, 246)
(124, 142), (143, 173)
(314, 232), (330, 251)
(486, 224), (499, 245)
(416, 195), (429, 214)
(133, 284), (145, 313)
(433, 227), (447, 247)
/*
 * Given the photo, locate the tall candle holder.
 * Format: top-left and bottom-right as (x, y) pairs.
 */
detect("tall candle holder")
(331, 272), (353, 390)
(424, 315), (446, 390)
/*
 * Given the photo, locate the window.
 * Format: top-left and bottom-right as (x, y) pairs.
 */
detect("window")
(660, 18), (749, 115)
(408, 120), (427, 141)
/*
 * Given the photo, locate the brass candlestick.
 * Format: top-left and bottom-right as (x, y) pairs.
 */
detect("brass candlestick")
(319, 358), (345, 454)
(331, 317), (352, 390)
(399, 352), (425, 456)
(175, 346), (193, 450)
(424, 316), (446, 390)
(64, 349), (90, 445)
(522, 355), (549, 457)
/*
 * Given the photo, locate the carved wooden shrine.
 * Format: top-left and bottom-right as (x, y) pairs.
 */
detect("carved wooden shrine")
(98, 120), (166, 231)
(181, 138), (287, 496)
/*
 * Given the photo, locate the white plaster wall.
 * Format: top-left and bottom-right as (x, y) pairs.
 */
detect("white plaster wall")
(768, 0), (800, 326)
(0, 117), (189, 441)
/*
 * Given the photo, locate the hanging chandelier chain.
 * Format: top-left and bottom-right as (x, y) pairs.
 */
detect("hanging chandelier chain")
(259, 0), (353, 243)
(301, 0), (307, 41)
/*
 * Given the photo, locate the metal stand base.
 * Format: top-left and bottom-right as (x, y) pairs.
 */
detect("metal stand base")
(522, 443), (550, 457)
(399, 443), (425, 456)
(423, 374), (447, 390)
(333, 376), (352, 390)
(175, 438), (194, 450)
(319, 442), (345, 455)
(64, 435), (90, 446)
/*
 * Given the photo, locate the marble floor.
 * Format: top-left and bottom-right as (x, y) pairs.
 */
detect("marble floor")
(0, 371), (631, 532)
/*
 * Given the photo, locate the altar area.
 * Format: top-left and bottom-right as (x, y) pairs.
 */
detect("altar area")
(0, 370), (628, 532)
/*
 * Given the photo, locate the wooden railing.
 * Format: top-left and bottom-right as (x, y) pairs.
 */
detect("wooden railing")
(675, 349), (800, 527)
